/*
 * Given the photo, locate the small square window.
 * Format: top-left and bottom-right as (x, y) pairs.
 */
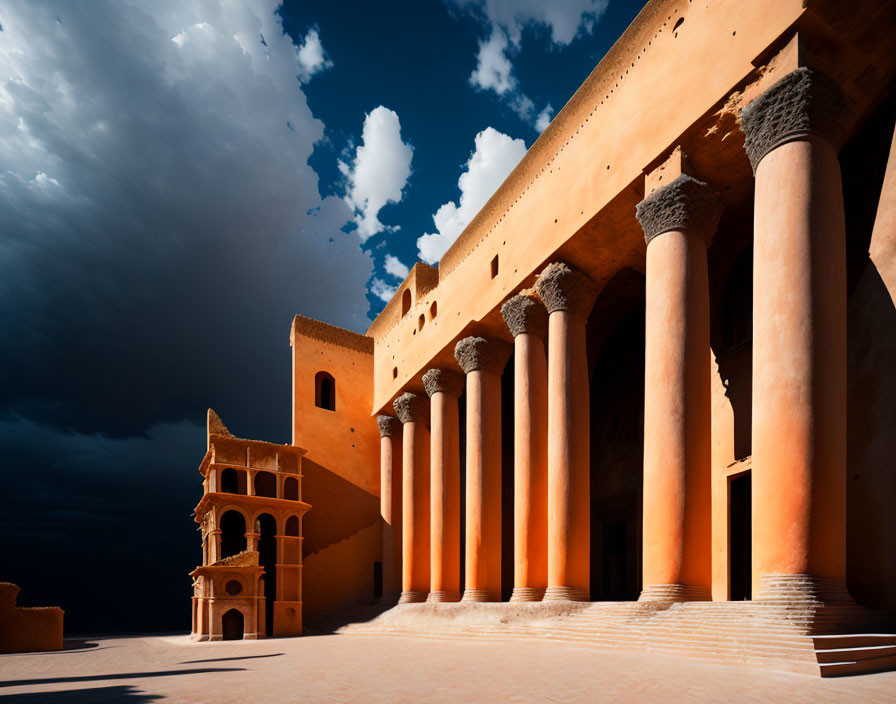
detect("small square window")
(490, 255), (499, 278)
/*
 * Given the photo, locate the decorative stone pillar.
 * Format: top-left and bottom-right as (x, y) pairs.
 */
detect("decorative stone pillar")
(742, 67), (852, 601)
(393, 392), (430, 603)
(423, 369), (464, 602)
(535, 263), (597, 601)
(377, 415), (402, 600)
(455, 336), (512, 602)
(501, 294), (549, 601)
(635, 173), (723, 602)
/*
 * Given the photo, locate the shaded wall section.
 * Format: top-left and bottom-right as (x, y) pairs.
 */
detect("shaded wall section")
(844, 106), (896, 611)
(290, 316), (381, 622)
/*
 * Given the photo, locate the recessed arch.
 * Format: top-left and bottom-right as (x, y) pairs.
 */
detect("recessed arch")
(221, 608), (244, 641)
(315, 371), (335, 411)
(254, 471), (277, 498)
(219, 510), (247, 559)
(401, 288), (412, 316)
(285, 515), (299, 536)
(284, 476), (299, 501)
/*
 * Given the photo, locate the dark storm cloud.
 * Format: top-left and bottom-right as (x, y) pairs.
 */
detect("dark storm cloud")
(0, 1), (373, 439)
(0, 0), (374, 632)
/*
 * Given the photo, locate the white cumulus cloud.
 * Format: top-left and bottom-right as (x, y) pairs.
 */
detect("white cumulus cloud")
(340, 106), (414, 241)
(535, 103), (554, 132)
(417, 127), (526, 265)
(454, 0), (609, 131)
(384, 254), (410, 280)
(296, 27), (333, 82)
(369, 277), (399, 303)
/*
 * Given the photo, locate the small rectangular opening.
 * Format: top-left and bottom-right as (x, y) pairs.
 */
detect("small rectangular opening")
(729, 472), (752, 601)
(373, 561), (383, 601)
(490, 255), (499, 278)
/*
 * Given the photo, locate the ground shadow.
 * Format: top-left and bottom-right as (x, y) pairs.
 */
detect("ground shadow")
(178, 653), (283, 664)
(0, 685), (161, 703)
(0, 667), (244, 688)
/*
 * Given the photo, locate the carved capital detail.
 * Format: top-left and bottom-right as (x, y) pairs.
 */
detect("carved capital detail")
(741, 66), (852, 172)
(635, 174), (723, 245)
(534, 262), (597, 318)
(422, 368), (465, 398)
(393, 392), (429, 425)
(501, 294), (548, 339)
(377, 414), (401, 438)
(454, 336), (512, 375)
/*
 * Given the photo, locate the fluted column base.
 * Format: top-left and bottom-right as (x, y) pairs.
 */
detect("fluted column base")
(543, 586), (588, 602)
(426, 590), (461, 603)
(461, 589), (490, 602)
(638, 584), (711, 602)
(398, 590), (428, 604)
(510, 587), (546, 602)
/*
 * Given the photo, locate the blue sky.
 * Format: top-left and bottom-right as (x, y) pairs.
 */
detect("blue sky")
(279, 0), (644, 317)
(0, 0), (643, 631)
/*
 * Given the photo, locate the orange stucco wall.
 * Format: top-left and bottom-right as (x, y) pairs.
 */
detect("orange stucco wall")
(290, 316), (381, 622)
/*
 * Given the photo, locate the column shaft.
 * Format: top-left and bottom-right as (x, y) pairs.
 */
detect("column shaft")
(641, 230), (712, 599)
(742, 66), (851, 600)
(502, 295), (549, 601)
(545, 311), (590, 600)
(377, 416), (402, 599)
(752, 139), (846, 594)
(427, 387), (461, 601)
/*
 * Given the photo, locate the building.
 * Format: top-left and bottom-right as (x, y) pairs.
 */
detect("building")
(195, 0), (896, 674)
(190, 411), (309, 641)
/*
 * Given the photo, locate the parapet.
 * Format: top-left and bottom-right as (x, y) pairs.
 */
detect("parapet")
(291, 314), (373, 354)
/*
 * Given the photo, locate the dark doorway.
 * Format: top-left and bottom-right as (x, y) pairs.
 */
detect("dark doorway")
(254, 472), (277, 498)
(222, 609), (243, 640)
(500, 350), (515, 601)
(257, 513), (277, 635)
(221, 468), (239, 494)
(220, 511), (247, 559)
(373, 561), (383, 601)
(729, 472), (752, 601)
(601, 519), (630, 601)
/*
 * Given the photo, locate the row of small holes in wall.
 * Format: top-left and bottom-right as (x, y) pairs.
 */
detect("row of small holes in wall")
(440, 5), (694, 282)
(412, 300), (438, 335)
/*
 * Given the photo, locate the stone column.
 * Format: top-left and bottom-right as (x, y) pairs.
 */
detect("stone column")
(501, 294), (549, 601)
(742, 67), (852, 601)
(535, 263), (597, 601)
(423, 369), (464, 602)
(377, 415), (402, 600)
(393, 392), (430, 603)
(635, 173), (723, 602)
(455, 336), (512, 602)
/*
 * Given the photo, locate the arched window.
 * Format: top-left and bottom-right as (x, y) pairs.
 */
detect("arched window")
(284, 477), (298, 501)
(219, 511), (246, 558)
(315, 371), (335, 411)
(254, 471), (277, 498)
(285, 515), (299, 536)
(401, 288), (411, 316)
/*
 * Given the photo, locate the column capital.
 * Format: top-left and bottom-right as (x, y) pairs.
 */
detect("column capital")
(377, 414), (401, 437)
(393, 392), (429, 425)
(501, 294), (548, 339)
(741, 66), (852, 172)
(535, 262), (597, 318)
(422, 368), (465, 398)
(635, 174), (723, 245)
(454, 336), (512, 375)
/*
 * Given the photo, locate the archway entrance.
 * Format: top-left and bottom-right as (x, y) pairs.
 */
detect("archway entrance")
(257, 513), (277, 636)
(222, 608), (243, 640)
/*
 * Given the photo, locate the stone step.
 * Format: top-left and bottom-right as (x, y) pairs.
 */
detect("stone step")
(812, 633), (896, 649)
(818, 653), (896, 677)
(815, 644), (896, 664)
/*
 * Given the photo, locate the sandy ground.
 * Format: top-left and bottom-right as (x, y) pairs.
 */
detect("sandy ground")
(1, 633), (895, 703)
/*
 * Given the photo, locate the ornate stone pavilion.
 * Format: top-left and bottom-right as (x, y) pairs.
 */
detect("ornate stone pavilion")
(194, 0), (896, 676)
